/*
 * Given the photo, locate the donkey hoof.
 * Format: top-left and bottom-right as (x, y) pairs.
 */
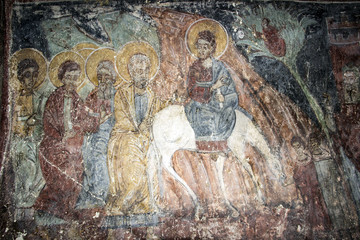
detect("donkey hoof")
(194, 205), (205, 221)
(230, 208), (240, 218)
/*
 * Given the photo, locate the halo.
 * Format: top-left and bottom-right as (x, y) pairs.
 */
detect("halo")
(72, 42), (99, 52)
(49, 51), (85, 88)
(115, 41), (159, 83)
(72, 42), (98, 59)
(77, 48), (96, 59)
(9, 48), (47, 90)
(86, 47), (121, 87)
(185, 18), (228, 59)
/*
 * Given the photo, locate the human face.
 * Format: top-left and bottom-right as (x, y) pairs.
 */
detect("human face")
(309, 137), (322, 155)
(63, 69), (81, 91)
(196, 39), (214, 60)
(97, 67), (114, 91)
(262, 19), (269, 28)
(292, 141), (308, 162)
(20, 67), (38, 91)
(129, 58), (150, 89)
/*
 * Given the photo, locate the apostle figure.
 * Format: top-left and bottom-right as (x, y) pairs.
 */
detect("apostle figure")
(185, 30), (239, 152)
(34, 52), (100, 221)
(76, 48), (119, 209)
(106, 42), (165, 221)
(10, 49), (54, 212)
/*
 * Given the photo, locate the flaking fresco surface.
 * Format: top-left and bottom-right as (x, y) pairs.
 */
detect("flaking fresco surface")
(1, 1), (360, 239)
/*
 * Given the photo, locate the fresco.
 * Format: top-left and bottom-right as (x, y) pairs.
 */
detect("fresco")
(1, 0), (360, 239)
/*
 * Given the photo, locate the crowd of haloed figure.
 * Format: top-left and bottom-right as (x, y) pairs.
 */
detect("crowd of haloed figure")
(10, 30), (244, 226)
(11, 28), (357, 229)
(11, 48), (161, 225)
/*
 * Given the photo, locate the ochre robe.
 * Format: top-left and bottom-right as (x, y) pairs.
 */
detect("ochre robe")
(13, 91), (34, 137)
(106, 84), (165, 215)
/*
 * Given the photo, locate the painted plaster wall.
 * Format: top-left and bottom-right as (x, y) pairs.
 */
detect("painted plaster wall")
(0, 0), (360, 239)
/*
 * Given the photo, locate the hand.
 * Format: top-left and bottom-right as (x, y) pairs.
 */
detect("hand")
(215, 92), (225, 103)
(211, 76), (226, 91)
(143, 117), (154, 129)
(85, 106), (94, 114)
(100, 105), (106, 119)
(139, 117), (153, 132)
(26, 115), (37, 126)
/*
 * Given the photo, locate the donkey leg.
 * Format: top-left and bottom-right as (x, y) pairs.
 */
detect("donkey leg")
(164, 165), (204, 221)
(215, 154), (240, 218)
(238, 157), (266, 204)
(245, 123), (287, 184)
(228, 140), (266, 204)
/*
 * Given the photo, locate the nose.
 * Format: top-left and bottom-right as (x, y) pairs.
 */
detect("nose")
(137, 69), (144, 75)
(72, 74), (78, 81)
(28, 76), (34, 86)
(25, 77), (33, 88)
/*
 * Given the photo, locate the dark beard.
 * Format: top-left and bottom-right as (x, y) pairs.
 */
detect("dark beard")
(135, 78), (148, 89)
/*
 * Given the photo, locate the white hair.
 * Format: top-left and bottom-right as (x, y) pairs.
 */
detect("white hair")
(128, 54), (150, 70)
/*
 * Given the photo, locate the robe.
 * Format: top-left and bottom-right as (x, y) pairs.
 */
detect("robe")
(11, 80), (55, 209)
(262, 25), (286, 57)
(33, 86), (99, 220)
(106, 84), (164, 216)
(293, 161), (332, 230)
(185, 58), (239, 152)
(76, 87), (115, 209)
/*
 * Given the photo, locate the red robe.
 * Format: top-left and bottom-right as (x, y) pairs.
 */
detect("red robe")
(34, 87), (99, 220)
(293, 161), (332, 230)
(187, 60), (213, 103)
(85, 89), (112, 117)
(263, 25), (286, 57)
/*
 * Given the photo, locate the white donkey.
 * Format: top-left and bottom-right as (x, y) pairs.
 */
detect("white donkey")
(147, 104), (285, 220)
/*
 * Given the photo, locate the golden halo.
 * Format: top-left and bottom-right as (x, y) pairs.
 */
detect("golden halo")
(49, 51), (85, 88)
(77, 48), (96, 59)
(115, 41), (159, 83)
(86, 47), (121, 87)
(185, 18), (228, 59)
(10, 48), (47, 90)
(72, 42), (99, 52)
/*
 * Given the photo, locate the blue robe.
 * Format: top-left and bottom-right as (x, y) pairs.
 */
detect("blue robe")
(185, 59), (238, 142)
(76, 87), (116, 209)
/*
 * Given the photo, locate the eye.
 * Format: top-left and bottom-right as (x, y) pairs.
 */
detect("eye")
(24, 71), (31, 78)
